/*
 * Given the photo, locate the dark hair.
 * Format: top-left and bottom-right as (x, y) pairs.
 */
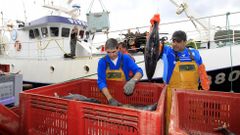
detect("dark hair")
(118, 42), (127, 48)
(105, 38), (118, 50)
(172, 30), (187, 41)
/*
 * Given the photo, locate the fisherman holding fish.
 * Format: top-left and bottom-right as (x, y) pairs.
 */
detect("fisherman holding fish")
(97, 38), (143, 106)
(147, 14), (210, 133)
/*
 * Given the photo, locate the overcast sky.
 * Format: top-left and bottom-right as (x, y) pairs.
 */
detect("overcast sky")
(1, 0), (239, 30)
(1, 0), (240, 43)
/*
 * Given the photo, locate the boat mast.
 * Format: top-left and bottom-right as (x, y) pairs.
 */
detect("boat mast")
(21, 0), (28, 22)
(169, 0), (211, 43)
(42, 0), (81, 19)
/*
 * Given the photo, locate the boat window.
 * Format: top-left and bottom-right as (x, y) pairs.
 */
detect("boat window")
(41, 27), (48, 38)
(29, 29), (34, 39)
(61, 28), (70, 37)
(85, 31), (90, 39)
(79, 30), (84, 39)
(50, 27), (59, 37)
(34, 29), (40, 38)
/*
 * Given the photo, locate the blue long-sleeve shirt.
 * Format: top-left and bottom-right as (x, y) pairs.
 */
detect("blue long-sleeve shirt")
(97, 52), (143, 91)
(162, 45), (203, 84)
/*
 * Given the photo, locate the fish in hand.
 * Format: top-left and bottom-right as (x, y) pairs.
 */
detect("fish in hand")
(144, 19), (160, 81)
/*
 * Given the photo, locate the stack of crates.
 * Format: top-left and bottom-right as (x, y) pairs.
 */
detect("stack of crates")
(20, 79), (166, 135)
(169, 89), (240, 135)
(0, 74), (22, 106)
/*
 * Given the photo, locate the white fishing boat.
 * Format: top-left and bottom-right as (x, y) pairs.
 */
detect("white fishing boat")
(0, 0), (239, 92)
(0, 0), (104, 86)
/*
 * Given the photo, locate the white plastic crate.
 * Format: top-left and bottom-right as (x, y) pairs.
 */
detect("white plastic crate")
(0, 74), (22, 105)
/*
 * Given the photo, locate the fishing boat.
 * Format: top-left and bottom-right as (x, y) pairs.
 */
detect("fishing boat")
(0, 2), (240, 134)
(0, 0), (104, 87)
(0, 0), (239, 92)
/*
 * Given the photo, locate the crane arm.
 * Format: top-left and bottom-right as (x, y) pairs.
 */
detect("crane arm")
(169, 0), (209, 30)
(169, 0), (210, 41)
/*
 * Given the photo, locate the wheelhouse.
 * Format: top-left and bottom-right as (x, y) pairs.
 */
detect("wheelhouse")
(24, 16), (88, 41)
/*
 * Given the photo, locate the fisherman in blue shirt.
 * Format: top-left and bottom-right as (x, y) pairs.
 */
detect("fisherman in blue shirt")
(97, 38), (143, 106)
(150, 14), (210, 91)
(164, 30), (210, 134)
(161, 30), (210, 90)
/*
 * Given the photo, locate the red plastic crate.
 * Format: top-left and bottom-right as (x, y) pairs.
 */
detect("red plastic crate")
(20, 79), (166, 135)
(169, 89), (240, 135)
(0, 105), (19, 135)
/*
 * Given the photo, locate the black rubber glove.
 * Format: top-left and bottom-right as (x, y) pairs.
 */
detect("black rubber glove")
(124, 79), (137, 95)
(108, 98), (122, 106)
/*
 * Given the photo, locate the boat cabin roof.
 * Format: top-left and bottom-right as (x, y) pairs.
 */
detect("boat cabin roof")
(25, 16), (87, 28)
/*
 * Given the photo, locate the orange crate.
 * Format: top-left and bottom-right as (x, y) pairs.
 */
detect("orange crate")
(169, 89), (240, 135)
(20, 79), (166, 135)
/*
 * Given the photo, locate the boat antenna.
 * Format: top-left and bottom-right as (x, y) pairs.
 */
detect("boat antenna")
(1, 11), (3, 28)
(226, 12), (233, 92)
(1, 11), (3, 43)
(42, 0), (80, 19)
(21, 0), (27, 22)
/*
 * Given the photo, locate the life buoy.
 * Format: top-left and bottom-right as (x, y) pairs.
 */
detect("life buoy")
(14, 40), (22, 51)
(101, 45), (105, 52)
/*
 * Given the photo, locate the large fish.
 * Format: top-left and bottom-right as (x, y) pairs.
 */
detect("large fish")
(61, 93), (101, 104)
(144, 21), (160, 81)
(58, 93), (157, 111)
(121, 102), (158, 111)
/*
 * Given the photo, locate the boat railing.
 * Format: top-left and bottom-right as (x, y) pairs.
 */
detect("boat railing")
(1, 11), (240, 59)
(0, 37), (71, 60)
(91, 11), (240, 51)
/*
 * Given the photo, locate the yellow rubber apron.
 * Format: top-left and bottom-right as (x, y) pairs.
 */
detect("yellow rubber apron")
(166, 49), (199, 134)
(105, 56), (126, 81)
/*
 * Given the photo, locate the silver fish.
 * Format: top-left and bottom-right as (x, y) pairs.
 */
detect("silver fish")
(121, 102), (158, 111)
(59, 93), (157, 111)
(62, 93), (101, 104)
